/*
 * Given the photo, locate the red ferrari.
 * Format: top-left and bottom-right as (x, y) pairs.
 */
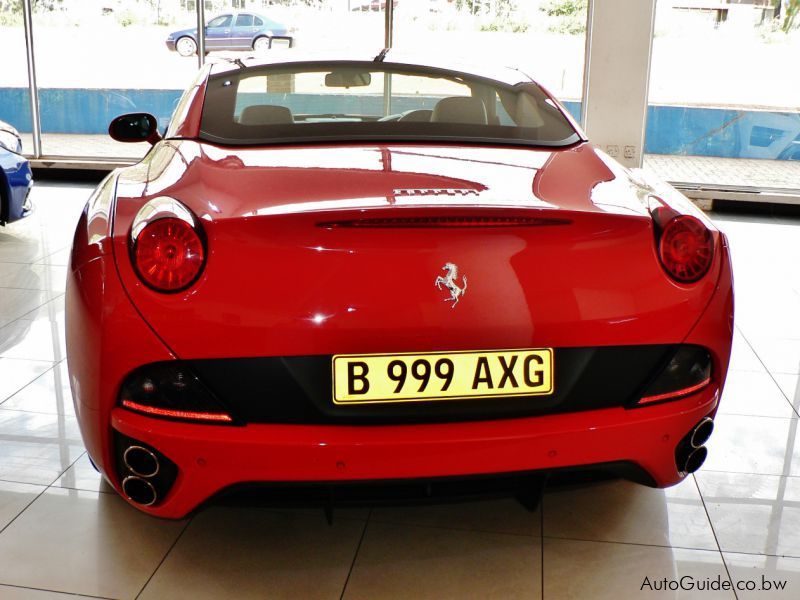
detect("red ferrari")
(66, 51), (733, 517)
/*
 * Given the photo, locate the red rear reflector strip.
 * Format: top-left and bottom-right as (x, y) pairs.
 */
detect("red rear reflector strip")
(638, 377), (711, 405)
(317, 216), (572, 228)
(121, 400), (233, 422)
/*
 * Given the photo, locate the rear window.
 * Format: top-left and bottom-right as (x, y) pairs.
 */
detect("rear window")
(199, 62), (580, 148)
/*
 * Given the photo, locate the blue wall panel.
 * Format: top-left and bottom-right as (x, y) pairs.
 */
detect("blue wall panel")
(0, 87), (797, 160)
(562, 101), (581, 123)
(644, 105), (800, 160)
(0, 88), (182, 134)
(0, 88), (33, 131)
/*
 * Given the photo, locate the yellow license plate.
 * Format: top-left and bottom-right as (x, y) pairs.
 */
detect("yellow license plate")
(332, 348), (553, 405)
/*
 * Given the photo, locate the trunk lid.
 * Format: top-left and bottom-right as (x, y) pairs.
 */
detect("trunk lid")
(112, 142), (719, 359)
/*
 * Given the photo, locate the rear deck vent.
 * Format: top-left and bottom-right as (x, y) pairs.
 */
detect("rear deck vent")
(317, 216), (572, 229)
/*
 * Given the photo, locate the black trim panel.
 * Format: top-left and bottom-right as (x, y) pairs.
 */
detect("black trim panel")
(205, 461), (657, 512)
(185, 345), (677, 425)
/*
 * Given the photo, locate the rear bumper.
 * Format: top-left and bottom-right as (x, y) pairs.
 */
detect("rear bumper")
(110, 384), (719, 518)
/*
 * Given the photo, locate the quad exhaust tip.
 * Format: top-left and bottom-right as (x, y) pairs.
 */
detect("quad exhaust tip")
(676, 417), (714, 475)
(683, 446), (708, 474)
(690, 417), (714, 449)
(121, 476), (157, 506)
(123, 445), (160, 478)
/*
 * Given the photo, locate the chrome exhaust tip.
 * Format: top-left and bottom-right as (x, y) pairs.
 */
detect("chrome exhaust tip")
(123, 445), (160, 478)
(690, 417), (714, 449)
(683, 446), (708, 474)
(121, 476), (157, 506)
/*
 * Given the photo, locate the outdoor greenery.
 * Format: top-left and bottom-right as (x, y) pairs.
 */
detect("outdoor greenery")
(0, 0), (61, 25)
(0, 0), (63, 12)
(782, 0), (800, 32)
(479, 19), (529, 32)
(539, 0), (587, 35)
(449, 0), (530, 32)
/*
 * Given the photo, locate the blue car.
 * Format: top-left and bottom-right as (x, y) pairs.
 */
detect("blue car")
(165, 12), (294, 57)
(0, 120), (33, 226)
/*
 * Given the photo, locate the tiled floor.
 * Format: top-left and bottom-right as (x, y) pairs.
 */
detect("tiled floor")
(1, 181), (799, 599)
(644, 154), (800, 191)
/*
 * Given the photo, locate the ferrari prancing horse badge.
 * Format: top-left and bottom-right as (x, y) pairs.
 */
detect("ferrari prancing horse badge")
(435, 262), (467, 308)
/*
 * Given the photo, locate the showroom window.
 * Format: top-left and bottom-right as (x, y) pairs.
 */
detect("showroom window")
(7, 0), (798, 191)
(0, 0), (33, 152)
(26, 0), (200, 160)
(644, 0), (800, 191)
(391, 0), (589, 124)
(5, 0), (584, 163)
(199, 1), (384, 58)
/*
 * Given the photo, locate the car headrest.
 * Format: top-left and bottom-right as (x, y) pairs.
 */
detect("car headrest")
(431, 97), (487, 125)
(398, 109), (433, 122)
(239, 105), (293, 125)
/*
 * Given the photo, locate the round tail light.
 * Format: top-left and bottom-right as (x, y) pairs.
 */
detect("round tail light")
(133, 217), (205, 292)
(658, 215), (713, 283)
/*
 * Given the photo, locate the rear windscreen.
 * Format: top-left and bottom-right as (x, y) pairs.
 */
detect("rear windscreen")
(198, 62), (580, 148)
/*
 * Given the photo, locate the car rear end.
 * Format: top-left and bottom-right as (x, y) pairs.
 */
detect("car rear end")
(65, 145), (731, 518)
(66, 57), (733, 517)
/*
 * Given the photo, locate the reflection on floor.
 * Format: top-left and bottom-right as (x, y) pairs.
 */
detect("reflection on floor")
(0, 182), (799, 599)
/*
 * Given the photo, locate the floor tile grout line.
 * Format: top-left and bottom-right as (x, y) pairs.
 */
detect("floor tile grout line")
(0, 356), (57, 365)
(0, 582), (117, 599)
(0, 259), (67, 266)
(0, 431), (84, 538)
(712, 549), (800, 559)
(718, 412), (800, 421)
(52, 484), (116, 496)
(735, 325), (800, 419)
(339, 507), (373, 600)
(719, 554), (740, 600)
(0, 479), (51, 538)
(717, 411), (799, 420)
(0, 361), (62, 409)
(0, 286), (64, 297)
(46, 451), (89, 489)
(0, 477), (53, 488)
(0, 407), (76, 418)
(0, 292), (66, 335)
(538, 533), (761, 557)
(540, 496), (544, 600)
(134, 516), (194, 600)
(0, 286), (67, 292)
(703, 468), (800, 479)
(691, 474), (739, 600)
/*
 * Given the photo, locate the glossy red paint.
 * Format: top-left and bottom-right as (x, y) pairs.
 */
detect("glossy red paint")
(112, 385), (720, 518)
(108, 142), (721, 360)
(66, 58), (734, 518)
